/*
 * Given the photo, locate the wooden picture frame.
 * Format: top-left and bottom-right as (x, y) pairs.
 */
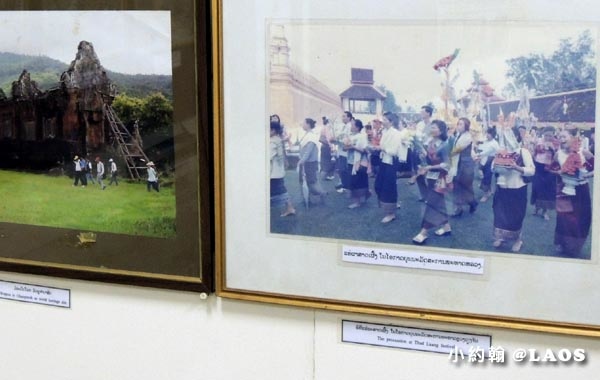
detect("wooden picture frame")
(0, 0), (212, 292)
(213, 0), (600, 335)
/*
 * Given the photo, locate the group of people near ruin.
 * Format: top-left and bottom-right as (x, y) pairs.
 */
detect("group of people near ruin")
(73, 156), (119, 190)
(269, 108), (595, 257)
(72, 155), (160, 192)
(73, 155), (115, 189)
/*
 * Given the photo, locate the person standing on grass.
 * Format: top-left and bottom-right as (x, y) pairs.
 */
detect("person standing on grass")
(109, 158), (119, 186)
(79, 156), (88, 186)
(95, 156), (106, 190)
(86, 157), (95, 185)
(146, 161), (159, 192)
(73, 155), (85, 187)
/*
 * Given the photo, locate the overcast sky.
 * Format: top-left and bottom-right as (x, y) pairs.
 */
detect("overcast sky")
(0, 11), (172, 75)
(278, 22), (595, 109)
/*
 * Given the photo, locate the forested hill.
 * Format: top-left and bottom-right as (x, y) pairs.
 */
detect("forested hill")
(0, 52), (172, 99)
(0, 52), (66, 92)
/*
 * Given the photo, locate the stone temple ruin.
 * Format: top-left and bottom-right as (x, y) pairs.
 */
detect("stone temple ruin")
(0, 41), (148, 179)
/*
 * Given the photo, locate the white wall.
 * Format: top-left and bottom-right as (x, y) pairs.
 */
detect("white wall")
(2, 271), (599, 380)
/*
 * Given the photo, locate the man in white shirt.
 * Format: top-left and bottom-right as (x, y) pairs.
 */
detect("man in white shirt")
(73, 155), (84, 187)
(86, 158), (95, 184)
(108, 158), (118, 186)
(95, 156), (106, 190)
(415, 105), (434, 142)
(146, 161), (159, 192)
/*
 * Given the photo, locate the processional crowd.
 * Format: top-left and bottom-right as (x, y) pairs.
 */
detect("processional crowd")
(270, 108), (595, 257)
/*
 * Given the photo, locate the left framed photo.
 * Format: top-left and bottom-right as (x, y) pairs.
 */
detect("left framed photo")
(0, 0), (213, 292)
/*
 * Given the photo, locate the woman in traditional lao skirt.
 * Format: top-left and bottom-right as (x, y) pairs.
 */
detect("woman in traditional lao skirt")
(345, 119), (370, 209)
(412, 120), (452, 244)
(530, 126), (558, 220)
(270, 121), (296, 217)
(374, 112), (402, 223)
(298, 118), (326, 204)
(367, 118), (383, 177)
(551, 130), (594, 257)
(319, 117), (336, 180)
(492, 128), (535, 252)
(449, 117), (478, 216)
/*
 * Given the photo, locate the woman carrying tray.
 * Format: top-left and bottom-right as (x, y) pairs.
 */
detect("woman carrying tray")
(491, 127), (535, 252)
(550, 130), (594, 257)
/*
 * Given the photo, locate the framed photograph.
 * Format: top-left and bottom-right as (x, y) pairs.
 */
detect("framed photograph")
(0, 0), (212, 292)
(214, 0), (600, 335)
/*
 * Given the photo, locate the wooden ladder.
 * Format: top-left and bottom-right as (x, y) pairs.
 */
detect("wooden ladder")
(103, 104), (149, 180)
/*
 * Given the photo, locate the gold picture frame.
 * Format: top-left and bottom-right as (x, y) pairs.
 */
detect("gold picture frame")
(213, 0), (600, 335)
(0, 0), (212, 292)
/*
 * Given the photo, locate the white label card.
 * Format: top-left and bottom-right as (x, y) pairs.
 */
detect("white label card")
(0, 279), (70, 308)
(342, 245), (485, 274)
(342, 320), (491, 355)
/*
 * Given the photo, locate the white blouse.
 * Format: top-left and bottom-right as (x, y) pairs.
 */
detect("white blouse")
(477, 139), (500, 166)
(379, 127), (401, 165)
(270, 135), (286, 179)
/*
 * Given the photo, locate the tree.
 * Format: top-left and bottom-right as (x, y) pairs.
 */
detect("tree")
(377, 85), (401, 113)
(139, 92), (174, 166)
(112, 92), (172, 136)
(112, 93), (144, 126)
(112, 92), (174, 165)
(504, 30), (596, 97)
(140, 92), (173, 136)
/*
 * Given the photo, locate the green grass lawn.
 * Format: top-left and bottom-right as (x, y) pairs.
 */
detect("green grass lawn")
(271, 170), (592, 260)
(0, 170), (176, 238)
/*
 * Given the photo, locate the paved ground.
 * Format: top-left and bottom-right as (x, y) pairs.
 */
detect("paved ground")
(271, 170), (592, 260)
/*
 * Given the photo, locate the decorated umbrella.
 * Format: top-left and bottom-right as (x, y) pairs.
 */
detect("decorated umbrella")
(433, 48), (460, 71)
(433, 48), (460, 120)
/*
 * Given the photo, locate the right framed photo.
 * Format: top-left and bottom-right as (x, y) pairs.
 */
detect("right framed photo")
(214, 0), (600, 336)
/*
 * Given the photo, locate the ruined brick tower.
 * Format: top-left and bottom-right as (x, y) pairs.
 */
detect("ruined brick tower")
(60, 40), (117, 152)
(0, 41), (118, 169)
